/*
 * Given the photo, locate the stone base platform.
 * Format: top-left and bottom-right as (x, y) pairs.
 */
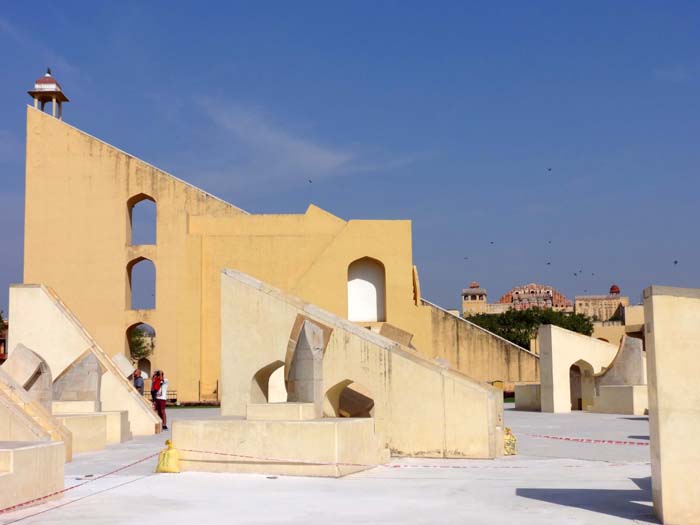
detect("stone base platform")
(592, 385), (648, 416)
(0, 441), (64, 509)
(515, 384), (541, 411)
(54, 410), (131, 452)
(173, 414), (388, 478)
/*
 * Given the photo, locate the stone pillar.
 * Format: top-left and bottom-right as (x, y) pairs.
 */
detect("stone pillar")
(34, 98), (38, 109)
(538, 325), (569, 413)
(286, 320), (324, 417)
(52, 96), (57, 117)
(644, 285), (700, 524)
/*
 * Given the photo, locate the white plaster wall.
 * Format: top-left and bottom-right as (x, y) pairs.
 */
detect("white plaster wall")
(347, 258), (386, 322)
(539, 325), (619, 413)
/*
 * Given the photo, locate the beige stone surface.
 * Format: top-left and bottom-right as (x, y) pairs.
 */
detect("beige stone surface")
(0, 368), (72, 461)
(644, 285), (700, 525)
(8, 284), (161, 435)
(514, 384), (541, 411)
(246, 403), (316, 421)
(591, 385), (647, 416)
(0, 441), (64, 509)
(595, 336), (647, 388)
(538, 325), (619, 413)
(220, 269), (503, 459)
(591, 322), (626, 345)
(22, 107), (537, 403)
(103, 411), (131, 444)
(421, 300), (539, 391)
(111, 353), (135, 378)
(53, 352), (102, 404)
(173, 417), (385, 477)
(2, 344), (53, 412)
(56, 413), (107, 453)
(378, 323), (414, 347)
(52, 401), (101, 414)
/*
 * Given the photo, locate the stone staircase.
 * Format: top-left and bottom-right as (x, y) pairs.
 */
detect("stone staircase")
(0, 368), (72, 461)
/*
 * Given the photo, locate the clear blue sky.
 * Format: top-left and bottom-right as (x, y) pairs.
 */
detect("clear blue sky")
(1, 1), (699, 314)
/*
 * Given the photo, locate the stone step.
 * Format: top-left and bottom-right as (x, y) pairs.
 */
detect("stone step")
(246, 402), (317, 421)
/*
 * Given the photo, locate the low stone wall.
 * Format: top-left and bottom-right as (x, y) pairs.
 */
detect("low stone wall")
(0, 441), (64, 509)
(420, 300), (540, 390)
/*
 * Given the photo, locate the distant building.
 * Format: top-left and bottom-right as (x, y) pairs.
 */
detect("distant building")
(461, 282), (511, 316)
(498, 283), (573, 312)
(462, 281), (572, 316)
(575, 284), (629, 321)
(462, 281), (489, 316)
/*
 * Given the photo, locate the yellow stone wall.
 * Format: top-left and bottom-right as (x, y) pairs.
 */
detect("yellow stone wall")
(24, 107), (538, 402)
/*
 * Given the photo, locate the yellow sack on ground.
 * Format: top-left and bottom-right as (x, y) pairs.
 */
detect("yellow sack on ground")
(156, 439), (181, 473)
(504, 427), (517, 456)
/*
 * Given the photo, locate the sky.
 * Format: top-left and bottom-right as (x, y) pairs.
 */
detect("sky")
(1, 1), (699, 315)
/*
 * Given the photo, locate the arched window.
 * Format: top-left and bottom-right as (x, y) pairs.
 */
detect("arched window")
(347, 257), (386, 322)
(126, 323), (155, 363)
(127, 194), (156, 245)
(127, 258), (156, 310)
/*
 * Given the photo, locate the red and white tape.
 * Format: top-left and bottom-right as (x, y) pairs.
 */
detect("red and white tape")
(0, 452), (158, 515)
(525, 433), (649, 447)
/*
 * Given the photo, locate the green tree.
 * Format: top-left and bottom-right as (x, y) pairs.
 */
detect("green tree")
(128, 326), (153, 362)
(467, 308), (593, 349)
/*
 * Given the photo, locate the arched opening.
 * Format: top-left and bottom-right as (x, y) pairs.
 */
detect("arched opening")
(137, 358), (151, 379)
(127, 194), (156, 245)
(569, 359), (594, 411)
(127, 257), (156, 310)
(126, 323), (155, 364)
(268, 366), (287, 402)
(251, 361), (285, 404)
(323, 380), (374, 418)
(347, 257), (386, 322)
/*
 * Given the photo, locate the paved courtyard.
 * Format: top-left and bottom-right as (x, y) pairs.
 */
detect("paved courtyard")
(0, 405), (656, 525)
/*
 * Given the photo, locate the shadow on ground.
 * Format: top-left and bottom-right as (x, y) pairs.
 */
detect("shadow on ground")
(517, 477), (658, 523)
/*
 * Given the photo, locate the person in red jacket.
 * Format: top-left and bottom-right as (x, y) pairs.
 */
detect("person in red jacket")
(151, 371), (162, 409)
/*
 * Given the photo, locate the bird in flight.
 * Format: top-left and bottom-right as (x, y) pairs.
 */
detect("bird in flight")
(489, 241), (495, 245)
(547, 168), (552, 172)
(463, 257), (469, 260)
(674, 260), (679, 265)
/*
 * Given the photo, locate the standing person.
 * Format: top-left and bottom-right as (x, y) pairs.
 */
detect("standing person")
(156, 371), (169, 430)
(133, 369), (144, 395)
(151, 371), (161, 408)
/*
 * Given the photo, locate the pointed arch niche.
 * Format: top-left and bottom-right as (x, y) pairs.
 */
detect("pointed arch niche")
(347, 257), (386, 322)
